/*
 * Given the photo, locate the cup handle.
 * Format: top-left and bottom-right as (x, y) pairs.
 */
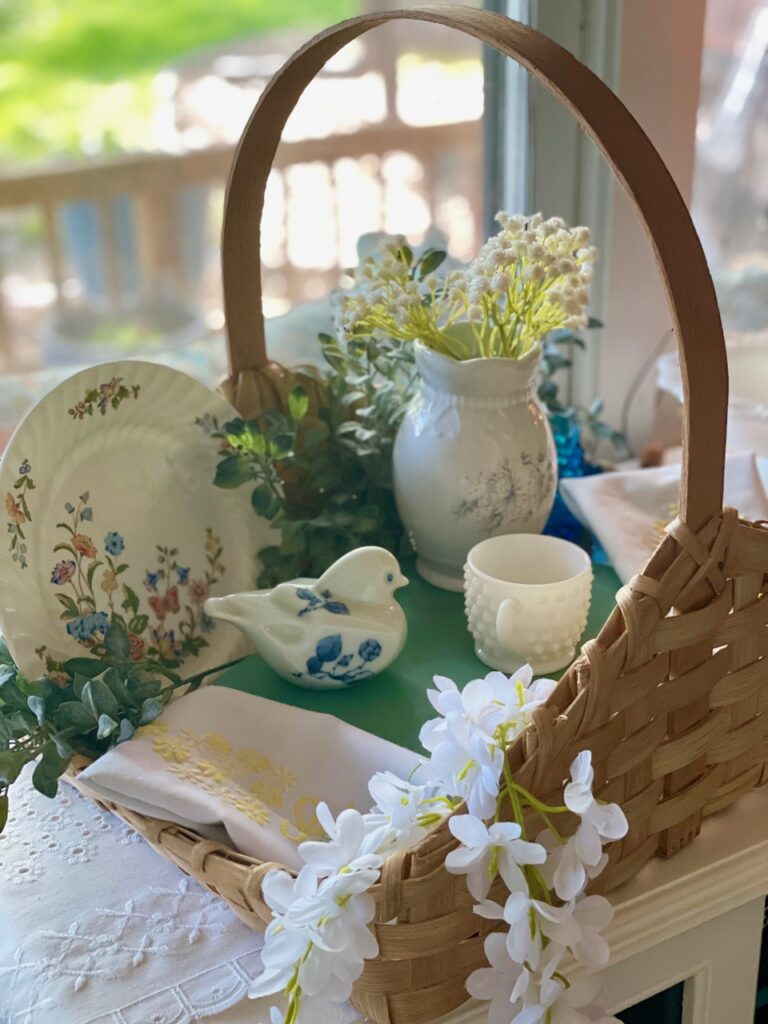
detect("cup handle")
(496, 597), (521, 650)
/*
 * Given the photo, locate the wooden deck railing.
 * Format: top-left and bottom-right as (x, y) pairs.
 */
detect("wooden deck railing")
(0, 118), (481, 366)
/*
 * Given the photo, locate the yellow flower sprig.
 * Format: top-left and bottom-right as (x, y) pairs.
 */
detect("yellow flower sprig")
(333, 213), (596, 361)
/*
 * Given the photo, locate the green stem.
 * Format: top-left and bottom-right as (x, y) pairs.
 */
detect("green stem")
(179, 656), (245, 692)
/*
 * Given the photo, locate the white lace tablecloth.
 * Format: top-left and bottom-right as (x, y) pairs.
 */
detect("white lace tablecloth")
(0, 766), (357, 1024)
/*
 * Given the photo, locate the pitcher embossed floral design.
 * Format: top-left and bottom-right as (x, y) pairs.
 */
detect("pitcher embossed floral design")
(393, 340), (556, 590)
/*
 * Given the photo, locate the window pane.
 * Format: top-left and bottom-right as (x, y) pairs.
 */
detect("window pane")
(0, 0), (491, 425)
(692, 0), (768, 332)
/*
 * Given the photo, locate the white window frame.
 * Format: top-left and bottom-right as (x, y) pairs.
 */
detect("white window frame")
(491, 0), (708, 450)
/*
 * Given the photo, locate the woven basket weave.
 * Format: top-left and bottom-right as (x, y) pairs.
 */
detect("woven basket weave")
(70, 7), (768, 1023)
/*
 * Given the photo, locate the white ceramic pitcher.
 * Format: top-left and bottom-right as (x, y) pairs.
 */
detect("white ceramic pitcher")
(393, 338), (557, 592)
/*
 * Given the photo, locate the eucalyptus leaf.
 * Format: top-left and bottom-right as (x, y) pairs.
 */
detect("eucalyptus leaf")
(117, 719), (135, 743)
(97, 714), (119, 739)
(0, 675), (28, 711)
(27, 694), (46, 726)
(32, 745), (68, 799)
(140, 697), (165, 725)
(0, 749), (28, 786)
(0, 793), (8, 833)
(55, 700), (97, 730)
(101, 668), (134, 707)
(8, 709), (35, 733)
(0, 663), (16, 687)
(251, 486), (276, 518)
(0, 639), (14, 668)
(131, 681), (163, 702)
(81, 678), (119, 721)
(63, 657), (109, 680)
(52, 737), (73, 761)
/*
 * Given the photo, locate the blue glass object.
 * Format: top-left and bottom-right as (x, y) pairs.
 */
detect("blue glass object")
(544, 414), (602, 550)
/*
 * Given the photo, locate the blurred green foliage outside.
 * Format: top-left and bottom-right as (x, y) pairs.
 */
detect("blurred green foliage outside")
(0, 0), (354, 163)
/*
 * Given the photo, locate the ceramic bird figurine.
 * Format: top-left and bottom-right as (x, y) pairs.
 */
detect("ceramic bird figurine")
(204, 547), (408, 690)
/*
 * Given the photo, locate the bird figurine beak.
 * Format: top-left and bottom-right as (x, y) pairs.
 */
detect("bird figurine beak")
(396, 572), (409, 589)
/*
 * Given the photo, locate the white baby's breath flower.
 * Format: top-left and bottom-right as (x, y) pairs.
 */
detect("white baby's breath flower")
(523, 264), (545, 283)
(573, 226), (591, 246)
(446, 815), (546, 900)
(468, 277), (492, 302)
(489, 270), (514, 290)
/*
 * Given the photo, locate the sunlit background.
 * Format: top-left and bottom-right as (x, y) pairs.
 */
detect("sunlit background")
(0, 0), (483, 402)
(0, 0), (767, 448)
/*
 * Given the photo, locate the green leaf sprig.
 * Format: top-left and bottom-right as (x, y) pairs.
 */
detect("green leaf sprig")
(203, 320), (419, 587)
(0, 621), (239, 832)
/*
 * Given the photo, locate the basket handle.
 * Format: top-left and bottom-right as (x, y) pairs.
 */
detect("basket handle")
(221, 5), (727, 526)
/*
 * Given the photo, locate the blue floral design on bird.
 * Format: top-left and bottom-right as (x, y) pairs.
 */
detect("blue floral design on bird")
(298, 633), (382, 685)
(296, 588), (350, 618)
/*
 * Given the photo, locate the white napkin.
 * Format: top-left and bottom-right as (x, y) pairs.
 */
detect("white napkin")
(80, 687), (420, 869)
(560, 451), (768, 584)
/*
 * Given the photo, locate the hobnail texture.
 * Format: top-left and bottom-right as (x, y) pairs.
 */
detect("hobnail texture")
(464, 535), (593, 674)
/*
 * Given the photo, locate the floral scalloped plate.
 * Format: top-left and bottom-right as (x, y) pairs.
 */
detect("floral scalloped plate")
(0, 360), (272, 678)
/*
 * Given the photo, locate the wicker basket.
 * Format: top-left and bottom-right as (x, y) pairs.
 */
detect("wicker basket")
(70, 7), (768, 1023)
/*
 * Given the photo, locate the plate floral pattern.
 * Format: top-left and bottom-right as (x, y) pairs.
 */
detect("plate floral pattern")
(5, 458), (34, 569)
(41, 492), (223, 670)
(0, 359), (264, 679)
(67, 377), (140, 420)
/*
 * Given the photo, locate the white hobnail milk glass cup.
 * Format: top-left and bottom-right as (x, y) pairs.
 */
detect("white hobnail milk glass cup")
(464, 534), (593, 674)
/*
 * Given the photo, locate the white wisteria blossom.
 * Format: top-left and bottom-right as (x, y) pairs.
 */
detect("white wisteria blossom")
(332, 213), (597, 361)
(475, 892), (574, 969)
(250, 667), (625, 1024)
(537, 826), (608, 903)
(445, 815), (546, 900)
(465, 933), (531, 1024)
(418, 667), (558, 816)
(422, 666), (556, 749)
(541, 752), (628, 900)
(516, 973), (621, 1024)
(422, 713), (505, 818)
(364, 770), (456, 851)
(298, 803), (386, 879)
